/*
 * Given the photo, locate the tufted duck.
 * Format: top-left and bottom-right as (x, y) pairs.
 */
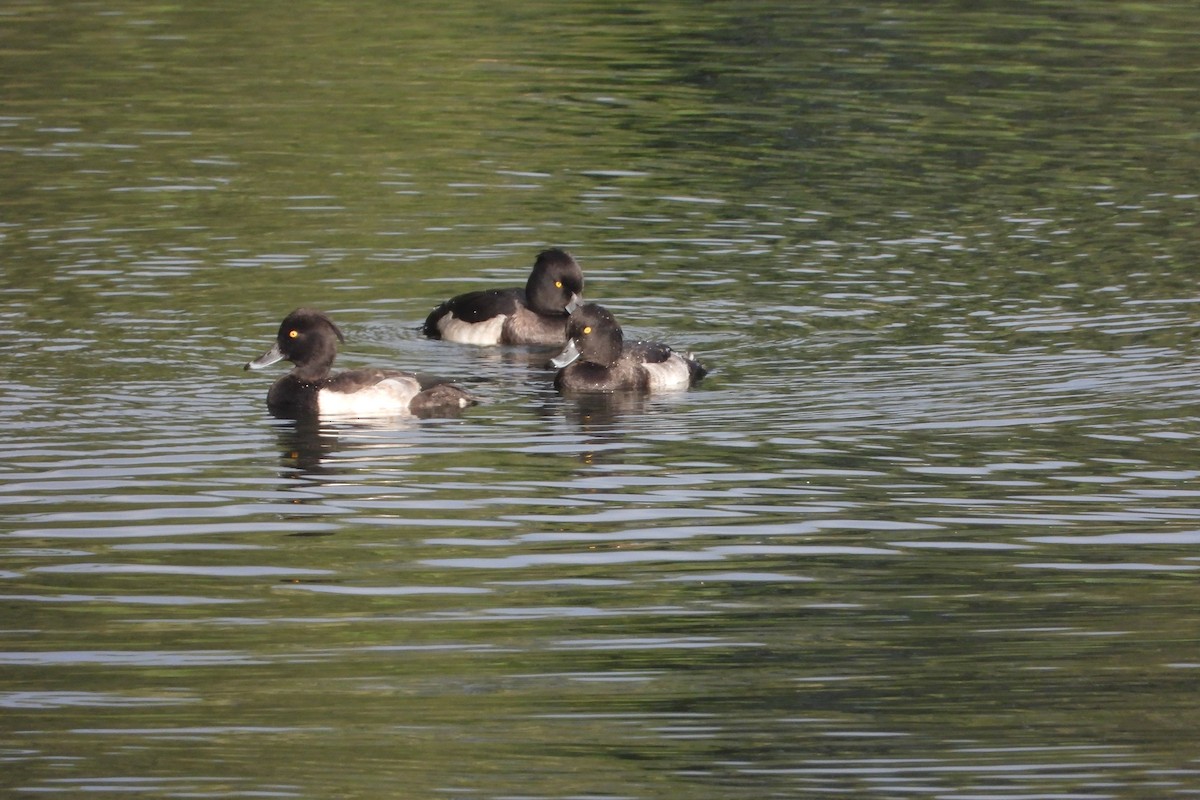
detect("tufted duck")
(550, 303), (707, 393)
(246, 308), (477, 418)
(423, 248), (584, 346)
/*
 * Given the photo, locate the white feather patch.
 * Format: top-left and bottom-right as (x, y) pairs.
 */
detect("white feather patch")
(437, 313), (507, 346)
(317, 378), (420, 417)
(642, 355), (694, 391)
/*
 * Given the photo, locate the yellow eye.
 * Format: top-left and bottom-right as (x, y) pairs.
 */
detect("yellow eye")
(554, 280), (563, 289)
(582, 326), (592, 335)
(288, 329), (299, 339)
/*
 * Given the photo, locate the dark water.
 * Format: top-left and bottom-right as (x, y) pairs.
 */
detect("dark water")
(3, 1), (1200, 798)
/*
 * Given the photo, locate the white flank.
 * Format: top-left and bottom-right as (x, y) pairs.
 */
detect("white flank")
(317, 378), (420, 417)
(642, 355), (693, 391)
(438, 313), (507, 346)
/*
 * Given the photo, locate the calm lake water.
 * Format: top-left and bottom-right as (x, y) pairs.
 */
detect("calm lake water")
(3, 1), (1200, 798)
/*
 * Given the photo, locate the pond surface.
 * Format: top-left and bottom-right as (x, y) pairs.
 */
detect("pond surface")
(3, 1), (1200, 798)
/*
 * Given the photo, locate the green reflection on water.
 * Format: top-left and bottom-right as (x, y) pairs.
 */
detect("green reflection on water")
(4, 0), (1200, 798)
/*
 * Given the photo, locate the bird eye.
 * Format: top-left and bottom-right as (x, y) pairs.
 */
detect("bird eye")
(554, 280), (563, 289)
(583, 326), (592, 335)
(288, 329), (299, 339)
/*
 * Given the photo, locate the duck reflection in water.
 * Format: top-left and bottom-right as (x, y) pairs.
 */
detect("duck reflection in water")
(273, 417), (341, 475)
(270, 414), (445, 488)
(558, 391), (652, 432)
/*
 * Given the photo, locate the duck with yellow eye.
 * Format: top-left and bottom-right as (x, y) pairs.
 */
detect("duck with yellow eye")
(550, 303), (707, 393)
(245, 308), (477, 419)
(423, 248), (584, 346)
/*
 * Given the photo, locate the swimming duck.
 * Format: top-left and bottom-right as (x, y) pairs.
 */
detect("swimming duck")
(423, 248), (584, 346)
(246, 308), (477, 418)
(550, 303), (707, 393)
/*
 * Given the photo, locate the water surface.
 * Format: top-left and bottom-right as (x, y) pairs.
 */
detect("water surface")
(3, 1), (1200, 798)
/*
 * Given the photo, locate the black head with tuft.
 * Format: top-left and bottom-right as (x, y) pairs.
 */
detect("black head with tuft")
(565, 303), (623, 368)
(246, 308), (345, 380)
(525, 248), (584, 316)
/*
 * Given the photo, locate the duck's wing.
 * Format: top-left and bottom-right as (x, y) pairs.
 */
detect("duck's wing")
(625, 340), (675, 365)
(423, 287), (525, 337)
(626, 341), (707, 389)
(323, 368), (417, 394)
